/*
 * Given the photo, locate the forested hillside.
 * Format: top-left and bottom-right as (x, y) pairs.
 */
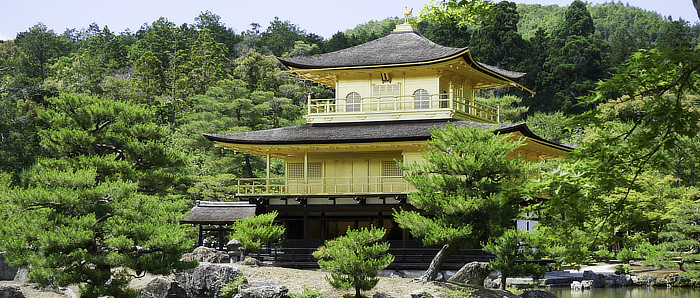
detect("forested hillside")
(2, 1), (700, 295)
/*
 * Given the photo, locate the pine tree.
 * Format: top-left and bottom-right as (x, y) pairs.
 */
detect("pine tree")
(393, 124), (528, 281)
(0, 93), (195, 298)
(313, 227), (394, 298)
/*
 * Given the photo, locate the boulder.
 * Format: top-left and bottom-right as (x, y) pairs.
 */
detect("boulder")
(12, 268), (29, 284)
(137, 276), (187, 298)
(0, 253), (18, 281)
(373, 293), (391, 298)
(519, 290), (558, 298)
(570, 281), (582, 291)
(174, 262), (243, 298)
(389, 270), (405, 278)
(182, 246), (230, 263)
(409, 290), (433, 298)
(447, 261), (491, 285)
(0, 285), (24, 298)
(236, 282), (288, 298)
(581, 280), (594, 289)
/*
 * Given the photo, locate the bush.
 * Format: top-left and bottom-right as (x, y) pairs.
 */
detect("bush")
(313, 227), (394, 298)
(290, 286), (325, 298)
(615, 264), (633, 275)
(616, 247), (641, 263)
(218, 273), (248, 298)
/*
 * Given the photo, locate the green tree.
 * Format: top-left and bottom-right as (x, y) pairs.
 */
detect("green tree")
(640, 199), (700, 278)
(470, 1), (527, 71)
(313, 227), (394, 298)
(0, 93), (195, 298)
(132, 51), (165, 100)
(539, 0), (606, 114)
(394, 124), (528, 281)
(229, 211), (285, 257)
(526, 47), (700, 265)
(483, 229), (545, 290)
(194, 10), (242, 59)
(14, 23), (69, 80)
(417, 0), (495, 28)
(184, 28), (230, 96)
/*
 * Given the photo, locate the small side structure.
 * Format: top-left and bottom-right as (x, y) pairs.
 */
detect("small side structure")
(181, 201), (257, 250)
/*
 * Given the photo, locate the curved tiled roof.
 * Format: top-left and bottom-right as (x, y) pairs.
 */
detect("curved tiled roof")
(203, 119), (573, 150)
(278, 30), (525, 80)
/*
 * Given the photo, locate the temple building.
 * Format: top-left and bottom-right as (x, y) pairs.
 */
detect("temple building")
(202, 20), (573, 258)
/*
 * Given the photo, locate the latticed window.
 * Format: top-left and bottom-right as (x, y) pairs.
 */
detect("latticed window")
(288, 163), (304, 179)
(414, 89), (430, 109)
(287, 162), (323, 179)
(346, 92), (361, 112)
(381, 160), (402, 177)
(373, 84), (400, 97)
(307, 162), (322, 179)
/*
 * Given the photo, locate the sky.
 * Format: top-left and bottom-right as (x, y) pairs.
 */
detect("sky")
(0, 0), (697, 41)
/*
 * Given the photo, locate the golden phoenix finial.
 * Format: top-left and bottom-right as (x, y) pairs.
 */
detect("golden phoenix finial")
(403, 6), (414, 23)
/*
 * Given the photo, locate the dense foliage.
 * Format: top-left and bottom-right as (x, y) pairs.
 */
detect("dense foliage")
(2, 0), (700, 290)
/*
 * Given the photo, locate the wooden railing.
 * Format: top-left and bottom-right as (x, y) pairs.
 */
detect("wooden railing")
(308, 93), (499, 123)
(254, 246), (494, 270)
(236, 176), (411, 195)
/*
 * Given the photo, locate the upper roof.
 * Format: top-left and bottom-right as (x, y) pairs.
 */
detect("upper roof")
(203, 119), (574, 152)
(278, 29), (525, 80)
(180, 201), (257, 225)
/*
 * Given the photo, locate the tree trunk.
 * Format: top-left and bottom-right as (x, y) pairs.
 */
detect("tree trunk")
(500, 272), (507, 290)
(244, 154), (254, 178)
(417, 243), (455, 282)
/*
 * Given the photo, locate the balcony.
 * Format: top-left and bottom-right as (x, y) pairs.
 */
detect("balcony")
(235, 176), (411, 196)
(306, 93), (499, 123)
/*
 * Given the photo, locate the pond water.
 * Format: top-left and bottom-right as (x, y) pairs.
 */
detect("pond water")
(542, 287), (700, 298)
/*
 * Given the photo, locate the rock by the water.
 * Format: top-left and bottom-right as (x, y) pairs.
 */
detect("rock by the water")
(570, 281), (582, 290)
(236, 282), (288, 298)
(389, 270), (405, 278)
(448, 261), (491, 285)
(373, 293), (391, 298)
(519, 290), (558, 298)
(0, 285), (24, 298)
(174, 262), (243, 298)
(182, 246), (230, 263)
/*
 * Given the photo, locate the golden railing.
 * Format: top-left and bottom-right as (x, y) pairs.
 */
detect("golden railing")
(235, 176), (411, 195)
(307, 93), (499, 123)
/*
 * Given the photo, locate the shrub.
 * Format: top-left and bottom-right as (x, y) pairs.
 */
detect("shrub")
(615, 264), (633, 275)
(313, 227), (394, 298)
(218, 273), (248, 298)
(616, 247), (641, 263)
(290, 286), (325, 298)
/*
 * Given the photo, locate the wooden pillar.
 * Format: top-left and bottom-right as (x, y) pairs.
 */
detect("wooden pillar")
(198, 225), (203, 247)
(266, 152), (271, 193)
(304, 151), (308, 193)
(303, 211), (309, 247)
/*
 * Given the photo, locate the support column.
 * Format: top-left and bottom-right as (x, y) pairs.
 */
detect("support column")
(266, 152), (271, 193)
(304, 151), (309, 193)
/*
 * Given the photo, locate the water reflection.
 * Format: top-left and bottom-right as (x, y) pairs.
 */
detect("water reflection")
(544, 287), (700, 298)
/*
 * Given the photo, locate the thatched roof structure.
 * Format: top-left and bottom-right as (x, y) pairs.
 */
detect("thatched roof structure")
(181, 201), (256, 225)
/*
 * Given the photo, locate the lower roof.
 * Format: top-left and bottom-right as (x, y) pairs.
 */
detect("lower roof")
(203, 119), (574, 152)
